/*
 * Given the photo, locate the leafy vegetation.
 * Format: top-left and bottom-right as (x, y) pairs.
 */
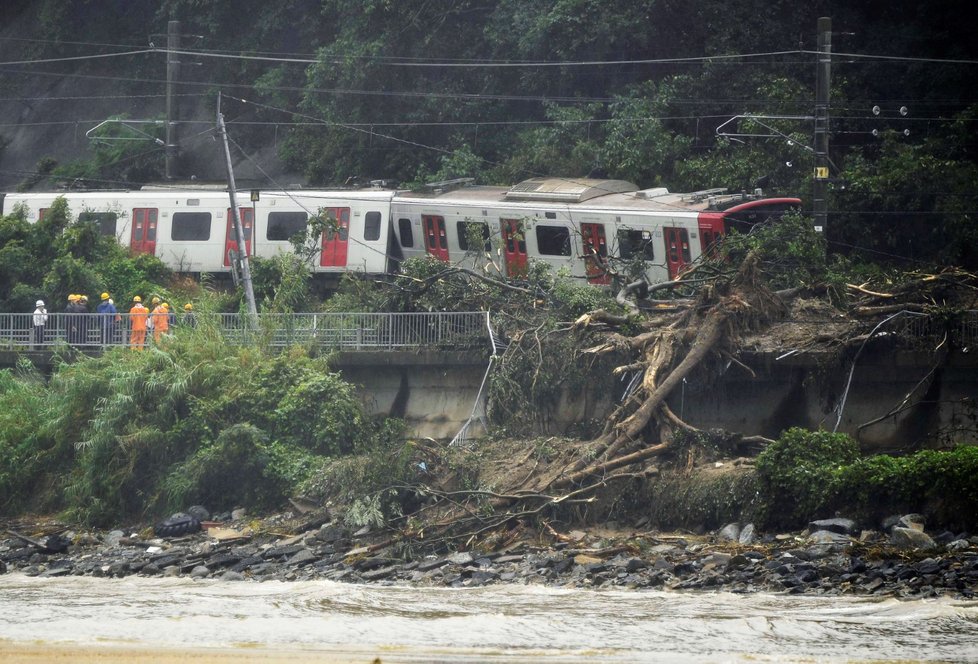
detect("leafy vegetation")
(0, 197), (172, 313)
(755, 428), (978, 530)
(0, 331), (401, 526)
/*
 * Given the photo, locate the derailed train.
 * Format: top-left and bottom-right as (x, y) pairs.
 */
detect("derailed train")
(1, 177), (801, 286)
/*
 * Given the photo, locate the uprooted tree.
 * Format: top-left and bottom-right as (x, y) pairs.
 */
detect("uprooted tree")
(317, 214), (978, 546)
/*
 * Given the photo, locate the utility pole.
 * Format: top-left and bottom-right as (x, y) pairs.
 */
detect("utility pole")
(165, 20), (180, 180)
(813, 16), (832, 233)
(217, 92), (259, 320)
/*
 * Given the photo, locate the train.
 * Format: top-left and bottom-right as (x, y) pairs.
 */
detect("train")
(0, 177), (801, 286)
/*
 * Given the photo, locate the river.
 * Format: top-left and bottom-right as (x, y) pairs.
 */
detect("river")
(0, 574), (976, 663)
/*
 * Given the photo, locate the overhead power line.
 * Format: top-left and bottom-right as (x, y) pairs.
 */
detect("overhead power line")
(0, 49), (156, 66)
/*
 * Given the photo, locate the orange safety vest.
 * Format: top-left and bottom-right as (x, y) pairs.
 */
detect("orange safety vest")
(151, 305), (169, 333)
(130, 304), (149, 330)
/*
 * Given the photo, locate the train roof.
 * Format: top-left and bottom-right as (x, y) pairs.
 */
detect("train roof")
(396, 178), (773, 213)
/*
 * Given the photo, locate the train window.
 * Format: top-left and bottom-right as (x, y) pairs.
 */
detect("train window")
(267, 211), (307, 241)
(618, 229), (655, 261)
(398, 218), (414, 247)
(171, 212), (212, 241)
(457, 221), (490, 252)
(79, 211), (118, 237)
(536, 225), (571, 256)
(364, 211), (382, 241)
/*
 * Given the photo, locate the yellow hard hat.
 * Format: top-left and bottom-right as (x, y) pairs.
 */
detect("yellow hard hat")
(68, 294), (76, 301)
(162, 303), (169, 310)
(101, 292), (109, 300)
(152, 297), (161, 305)
(133, 295), (142, 303)
(184, 303), (193, 311)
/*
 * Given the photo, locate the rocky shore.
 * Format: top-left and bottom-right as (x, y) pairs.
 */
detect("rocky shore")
(2, 511), (976, 599)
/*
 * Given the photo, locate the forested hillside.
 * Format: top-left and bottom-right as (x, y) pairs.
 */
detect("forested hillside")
(1, 0), (976, 266)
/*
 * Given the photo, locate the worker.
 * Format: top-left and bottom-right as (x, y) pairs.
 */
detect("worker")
(151, 299), (170, 343)
(129, 296), (149, 350)
(182, 303), (197, 329)
(32, 299), (48, 349)
(96, 292), (121, 345)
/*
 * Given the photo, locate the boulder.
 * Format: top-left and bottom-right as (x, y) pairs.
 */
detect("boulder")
(890, 527), (936, 550)
(808, 518), (857, 535)
(718, 523), (741, 541)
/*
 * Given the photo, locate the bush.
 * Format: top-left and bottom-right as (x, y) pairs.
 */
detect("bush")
(755, 427), (978, 531)
(161, 423), (294, 513)
(754, 427), (860, 528)
(827, 446), (978, 530)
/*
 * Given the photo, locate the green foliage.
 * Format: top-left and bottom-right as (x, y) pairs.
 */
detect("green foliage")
(754, 428), (860, 528)
(716, 211), (842, 292)
(826, 446), (978, 530)
(755, 428), (978, 530)
(301, 419), (415, 527)
(251, 253), (313, 312)
(0, 330), (394, 526)
(273, 372), (367, 455)
(0, 197), (171, 313)
(161, 423), (299, 513)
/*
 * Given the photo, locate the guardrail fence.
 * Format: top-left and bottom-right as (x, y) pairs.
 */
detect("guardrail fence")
(0, 311), (492, 352)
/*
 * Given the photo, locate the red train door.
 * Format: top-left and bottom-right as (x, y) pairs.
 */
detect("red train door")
(131, 208), (158, 255)
(320, 207), (350, 267)
(697, 212), (725, 258)
(580, 222), (611, 285)
(663, 226), (691, 279)
(501, 218), (527, 278)
(224, 207), (254, 267)
(422, 215), (449, 262)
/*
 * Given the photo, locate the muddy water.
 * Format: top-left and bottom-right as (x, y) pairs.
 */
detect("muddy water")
(1, 574), (976, 663)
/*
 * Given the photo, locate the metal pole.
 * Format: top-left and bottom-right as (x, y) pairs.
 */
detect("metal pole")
(217, 92), (259, 320)
(165, 20), (180, 180)
(813, 16), (832, 233)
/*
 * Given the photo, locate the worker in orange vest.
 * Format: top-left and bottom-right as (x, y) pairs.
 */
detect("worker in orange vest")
(129, 296), (149, 349)
(151, 299), (170, 343)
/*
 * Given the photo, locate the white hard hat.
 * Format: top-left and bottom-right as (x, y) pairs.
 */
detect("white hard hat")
(36, 300), (44, 307)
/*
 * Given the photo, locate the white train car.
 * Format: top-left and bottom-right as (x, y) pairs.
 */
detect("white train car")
(392, 178), (802, 284)
(1, 178), (800, 286)
(1, 187), (397, 276)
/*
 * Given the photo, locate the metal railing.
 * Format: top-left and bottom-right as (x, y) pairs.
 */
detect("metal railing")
(0, 311), (492, 352)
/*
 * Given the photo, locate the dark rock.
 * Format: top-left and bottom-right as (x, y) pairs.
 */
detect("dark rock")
(356, 556), (398, 571)
(263, 544), (304, 559)
(39, 566), (71, 577)
(206, 552), (242, 568)
(360, 565), (398, 581)
(727, 554), (753, 570)
(316, 524), (348, 544)
(417, 557), (447, 572)
(186, 505), (210, 521)
(623, 557), (648, 573)
(468, 570), (498, 585)
(495, 554), (524, 564)
(286, 549), (317, 566)
(808, 518), (857, 535)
